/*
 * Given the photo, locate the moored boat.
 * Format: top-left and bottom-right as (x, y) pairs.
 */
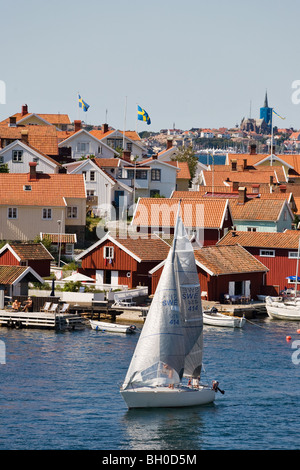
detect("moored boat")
(265, 296), (300, 321)
(203, 308), (245, 328)
(90, 320), (137, 334)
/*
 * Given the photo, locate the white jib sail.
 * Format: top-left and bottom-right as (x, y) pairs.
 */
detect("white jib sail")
(122, 209), (203, 389)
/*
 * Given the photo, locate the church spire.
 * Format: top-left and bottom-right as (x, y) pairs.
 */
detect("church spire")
(264, 90), (268, 108)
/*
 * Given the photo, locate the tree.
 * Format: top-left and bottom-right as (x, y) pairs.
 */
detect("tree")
(0, 164), (9, 173)
(171, 145), (198, 181)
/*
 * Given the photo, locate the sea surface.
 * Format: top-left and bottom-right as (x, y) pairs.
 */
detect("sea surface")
(0, 317), (300, 451)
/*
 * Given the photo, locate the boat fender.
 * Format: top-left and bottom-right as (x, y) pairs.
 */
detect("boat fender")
(286, 336), (292, 342)
(212, 380), (225, 394)
(129, 325), (136, 331)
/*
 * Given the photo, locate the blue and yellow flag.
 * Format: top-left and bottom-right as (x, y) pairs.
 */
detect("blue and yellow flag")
(272, 109), (285, 120)
(137, 105), (151, 125)
(78, 94), (90, 112)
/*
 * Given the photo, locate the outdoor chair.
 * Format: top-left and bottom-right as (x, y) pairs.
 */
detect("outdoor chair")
(40, 302), (52, 312)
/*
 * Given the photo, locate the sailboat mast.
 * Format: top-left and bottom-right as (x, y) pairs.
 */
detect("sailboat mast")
(295, 236), (300, 298)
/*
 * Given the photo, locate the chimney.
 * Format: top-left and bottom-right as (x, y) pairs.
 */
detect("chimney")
(279, 184), (286, 193)
(231, 159), (237, 171)
(122, 150), (131, 162)
(28, 162), (37, 181)
(74, 120), (81, 132)
(249, 144), (257, 155)
(232, 181), (239, 192)
(238, 186), (247, 204)
(270, 175), (274, 186)
(166, 137), (173, 149)
(152, 154), (158, 160)
(103, 123), (109, 133)
(9, 116), (17, 127)
(21, 104), (28, 116)
(20, 129), (29, 144)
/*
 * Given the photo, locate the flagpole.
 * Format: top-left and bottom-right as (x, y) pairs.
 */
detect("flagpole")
(123, 96), (127, 150)
(270, 109), (273, 167)
(135, 103), (138, 134)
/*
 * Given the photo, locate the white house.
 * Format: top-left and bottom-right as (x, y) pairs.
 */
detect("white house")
(64, 157), (133, 216)
(90, 128), (147, 160)
(58, 128), (119, 160)
(0, 140), (60, 173)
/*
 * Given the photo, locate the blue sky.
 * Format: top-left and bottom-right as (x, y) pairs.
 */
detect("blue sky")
(1, 0), (300, 131)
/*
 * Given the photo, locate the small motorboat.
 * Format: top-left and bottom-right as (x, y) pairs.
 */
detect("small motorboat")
(203, 308), (246, 328)
(89, 320), (137, 334)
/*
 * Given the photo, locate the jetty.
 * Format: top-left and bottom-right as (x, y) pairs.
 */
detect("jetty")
(0, 309), (84, 330)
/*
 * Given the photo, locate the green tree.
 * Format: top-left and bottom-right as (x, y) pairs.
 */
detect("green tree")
(171, 145), (198, 181)
(0, 164), (9, 173)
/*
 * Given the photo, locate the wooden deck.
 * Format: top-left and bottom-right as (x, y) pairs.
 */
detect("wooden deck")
(0, 309), (84, 330)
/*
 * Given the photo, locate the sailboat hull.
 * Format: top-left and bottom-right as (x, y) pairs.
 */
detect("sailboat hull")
(120, 385), (216, 409)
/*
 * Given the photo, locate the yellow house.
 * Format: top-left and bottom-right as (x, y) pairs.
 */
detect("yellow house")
(0, 163), (86, 245)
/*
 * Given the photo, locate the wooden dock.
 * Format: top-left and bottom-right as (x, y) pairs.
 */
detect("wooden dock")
(202, 300), (267, 318)
(0, 309), (84, 330)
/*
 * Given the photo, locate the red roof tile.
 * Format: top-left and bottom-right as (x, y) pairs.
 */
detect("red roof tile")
(0, 173), (86, 206)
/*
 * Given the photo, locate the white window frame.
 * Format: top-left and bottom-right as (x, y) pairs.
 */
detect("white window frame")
(12, 150), (23, 162)
(42, 208), (52, 220)
(288, 251), (300, 259)
(8, 207), (18, 219)
(76, 142), (89, 153)
(67, 206), (78, 219)
(259, 249), (275, 257)
(103, 246), (114, 259)
(65, 244), (74, 255)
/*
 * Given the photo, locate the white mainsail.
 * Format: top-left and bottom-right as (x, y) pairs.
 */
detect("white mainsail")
(122, 209), (203, 390)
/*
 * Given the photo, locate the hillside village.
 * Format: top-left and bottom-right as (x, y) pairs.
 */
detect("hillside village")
(1, 100), (300, 305)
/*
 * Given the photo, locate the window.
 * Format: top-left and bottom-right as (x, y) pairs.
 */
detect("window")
(65, 244), (74, 255)
(23, 185), (32, 191)
(42, 208), (52, 220)
(12, 150), (23, 162)
(0, 156), (3, 163)
(136, 170), (147, 179)
(104, 246), (114, 259)
(259, 249), (275, 257)
(90, 171), (95, 181)
(67, 206), (78, 218)
(247, 227), (256, 232)
(150, 189), (160, 197)
(8, 207), (17, 219)
(126, 142), (132, 152)
(76, 142), (89, 153)
(151, 169), (161, 181)
(288, 251), (300, 259)
(33, 157), (39, 164)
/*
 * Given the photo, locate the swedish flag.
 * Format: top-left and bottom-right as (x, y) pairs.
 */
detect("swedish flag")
(137, 105), (151, 125)
(78, 94), (90, 112)
(272, 109), (285, 120)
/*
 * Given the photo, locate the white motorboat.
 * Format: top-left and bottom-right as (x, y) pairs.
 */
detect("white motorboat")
(89, 320), (137, 334)
(203, 309), (246, 328)
(120, 203), (223, 409)
(265, 296), (300, 321)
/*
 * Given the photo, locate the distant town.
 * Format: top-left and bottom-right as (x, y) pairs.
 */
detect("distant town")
(1, 91), (300, 309)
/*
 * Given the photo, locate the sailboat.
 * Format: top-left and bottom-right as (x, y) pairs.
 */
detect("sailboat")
(120, 204), (223, 409)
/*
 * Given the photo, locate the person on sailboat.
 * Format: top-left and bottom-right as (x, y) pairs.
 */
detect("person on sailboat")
(163, 363), (174, 388)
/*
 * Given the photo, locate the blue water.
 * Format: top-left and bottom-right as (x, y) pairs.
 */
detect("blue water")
(0, 318), (300, 450)
(198, 154), (226, 166)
